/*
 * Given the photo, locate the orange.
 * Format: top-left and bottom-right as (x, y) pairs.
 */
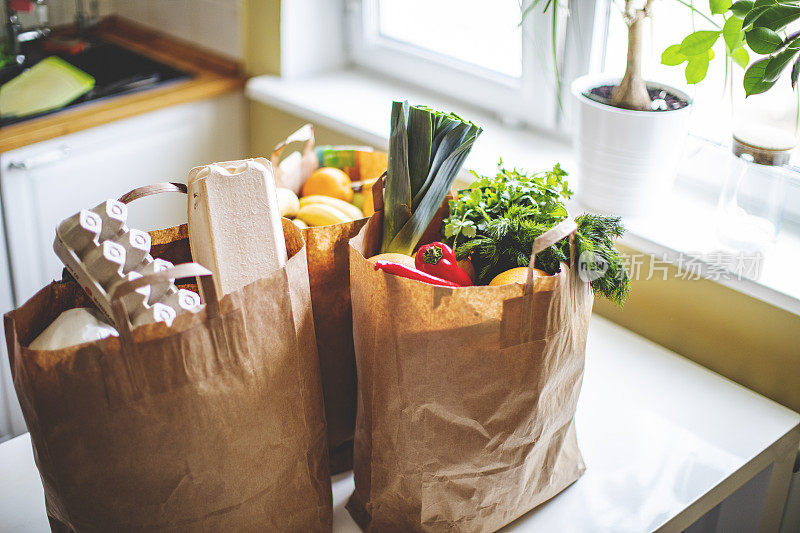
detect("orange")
(302, 167), (354, 202)
(489, 266), (550, 286)
(368, 253), (415, 269)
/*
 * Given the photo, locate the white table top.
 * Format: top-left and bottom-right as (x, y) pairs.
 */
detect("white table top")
(2, 316), (798, 532)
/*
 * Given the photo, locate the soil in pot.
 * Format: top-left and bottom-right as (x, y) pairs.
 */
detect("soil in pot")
(587, 85), (690, 112)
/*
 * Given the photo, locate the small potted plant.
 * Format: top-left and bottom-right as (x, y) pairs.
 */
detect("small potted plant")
(571, 0), (698, 216)
(529, 0), (794, 216)
(529, 0), (759, 215)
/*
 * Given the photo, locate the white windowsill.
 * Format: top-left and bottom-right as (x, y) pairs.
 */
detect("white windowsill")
(246, 68), (800, 316)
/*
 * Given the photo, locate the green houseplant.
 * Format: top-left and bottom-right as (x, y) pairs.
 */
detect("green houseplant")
(527, 0), (696, 216)
(528, 0), (791, 216)
(666, 0), (800, 96)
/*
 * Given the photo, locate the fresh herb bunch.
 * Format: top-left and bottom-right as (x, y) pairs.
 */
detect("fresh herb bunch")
(382, 101), (482, 254)
(443, 164), (631, 306)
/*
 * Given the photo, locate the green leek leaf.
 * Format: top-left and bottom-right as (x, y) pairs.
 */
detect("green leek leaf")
(381, 101), (482, 254)
(382, 101), (412, 251)
(407, 106), (433, 204)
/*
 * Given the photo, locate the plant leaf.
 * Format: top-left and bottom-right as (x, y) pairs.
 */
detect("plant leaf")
(711, 0), (733, 14)
(382, 101), (412, 252)
(732, 46), (750, 67)
(723, 16), (745, 51)
(745, 26), (784, 53)
(730, 0), (755, 17)
(686, 54), (711, 84)
(787, 34), (800, 50)
(791, 56), (800, 87)
(412, 122), (471, 207)
(749, 5), (800, 32)
(662, 44), (688, 66)
(382, 103), (482, 254)
(680, 30), (722, 56)
(387, 132), (480, 255)
(406, 106), (433, 204)
(743, 5), (772, 28)
(763, 46), (799, 81)
(743, 57), (778, 95)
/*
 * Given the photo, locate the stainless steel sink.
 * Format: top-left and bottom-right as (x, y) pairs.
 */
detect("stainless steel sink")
(0, 40), (192, 126)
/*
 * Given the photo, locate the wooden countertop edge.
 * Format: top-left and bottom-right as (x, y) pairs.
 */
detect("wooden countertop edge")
(0, 17), (246, 154)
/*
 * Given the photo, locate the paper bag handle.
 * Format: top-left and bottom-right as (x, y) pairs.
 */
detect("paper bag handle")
(270, 124), (315, 169)
(372, 172), (386, 213)
(527, 217), (577, 293)
(110, 263), (216, 343)
(117, 182), (187, 204)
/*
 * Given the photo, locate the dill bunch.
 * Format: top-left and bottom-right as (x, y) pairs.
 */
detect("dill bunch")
(443, 164), (631, 306)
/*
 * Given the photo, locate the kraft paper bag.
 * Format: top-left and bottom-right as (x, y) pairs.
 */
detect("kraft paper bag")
(346, 209), (593, 532)
(273, 125), (388, 473)
(5, 217), (332, 532)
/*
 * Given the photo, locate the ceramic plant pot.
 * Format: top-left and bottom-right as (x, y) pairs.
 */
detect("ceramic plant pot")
(571, 74), (693, 216)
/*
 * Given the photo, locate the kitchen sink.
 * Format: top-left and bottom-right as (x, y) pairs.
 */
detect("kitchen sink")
(0, 40), (192, 127)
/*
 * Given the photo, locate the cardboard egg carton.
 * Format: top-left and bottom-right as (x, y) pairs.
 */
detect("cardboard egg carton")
(188, 158), (287, 298)
(53, 199), (202, 329)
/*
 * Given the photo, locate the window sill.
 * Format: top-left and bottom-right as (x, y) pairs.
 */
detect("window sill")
(246, 68), (800, 316)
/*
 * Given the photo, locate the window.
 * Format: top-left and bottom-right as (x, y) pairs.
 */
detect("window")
(376, 0), (523, 78)
(346, 0), (599, 131)
(349, 1), (799, 143)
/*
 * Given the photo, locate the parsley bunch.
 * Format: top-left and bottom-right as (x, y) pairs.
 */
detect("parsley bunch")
(443, 163), (631, 306)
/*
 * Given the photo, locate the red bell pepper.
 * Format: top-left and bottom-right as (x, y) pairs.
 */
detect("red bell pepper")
(414, 242), (473, 286)
(373, 261), (460, 287)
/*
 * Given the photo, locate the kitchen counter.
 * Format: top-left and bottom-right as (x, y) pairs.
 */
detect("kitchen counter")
(1, 316), (798, 532)
(0, 17), (246, 153)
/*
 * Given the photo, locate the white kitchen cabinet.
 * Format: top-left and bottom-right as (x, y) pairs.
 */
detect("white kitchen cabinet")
(1, 92), (246, 307)
(0, 92), (245, 440)
(0, 220), (23, 441)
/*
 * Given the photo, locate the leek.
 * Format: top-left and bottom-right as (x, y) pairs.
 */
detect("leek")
(381, 101), (482, 255)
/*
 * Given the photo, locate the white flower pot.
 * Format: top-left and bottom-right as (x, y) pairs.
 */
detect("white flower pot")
(571, 74), (692, 216)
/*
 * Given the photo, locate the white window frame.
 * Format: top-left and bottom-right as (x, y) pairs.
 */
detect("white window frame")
(345, 0), (601, 132)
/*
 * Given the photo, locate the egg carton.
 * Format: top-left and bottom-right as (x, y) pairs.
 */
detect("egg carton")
(53, 198), (202, 329)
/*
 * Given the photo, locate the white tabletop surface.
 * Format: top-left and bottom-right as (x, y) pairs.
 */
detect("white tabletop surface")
(2, 316), (798, 532)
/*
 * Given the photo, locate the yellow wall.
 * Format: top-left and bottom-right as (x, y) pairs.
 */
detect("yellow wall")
(250, 105), (368, 158)
(594, 245), (800, 412)
(242, 2), (800, 413)
(241, 0), (281, 77)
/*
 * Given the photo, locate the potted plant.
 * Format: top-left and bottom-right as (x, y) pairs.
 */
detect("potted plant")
(570, 0), (698, 216)
(527, 0), (762, 216)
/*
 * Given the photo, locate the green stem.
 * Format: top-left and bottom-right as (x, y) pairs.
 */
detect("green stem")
(552, 4), (562, 111)
(672, 0), (721, 29)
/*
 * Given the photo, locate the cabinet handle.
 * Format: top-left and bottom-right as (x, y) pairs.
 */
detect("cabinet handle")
(7, 145), (71, 171)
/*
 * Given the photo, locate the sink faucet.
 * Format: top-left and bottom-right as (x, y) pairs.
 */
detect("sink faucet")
(5, 0), (51, 62)
(74, 0), (98, 38)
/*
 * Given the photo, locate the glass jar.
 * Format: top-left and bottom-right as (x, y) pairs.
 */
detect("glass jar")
(716, 134), (793, 251)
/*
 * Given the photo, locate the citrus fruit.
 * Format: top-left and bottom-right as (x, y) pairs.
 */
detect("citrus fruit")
(302, 167), (354, 202)
(368, 253), (415, 269)
(489, 266), (550, 286)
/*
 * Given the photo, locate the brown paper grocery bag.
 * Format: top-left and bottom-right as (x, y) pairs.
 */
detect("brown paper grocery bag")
(273, 126), (388, 473)
(5, 214), (331, 530)
(346, 209), (593, 532)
